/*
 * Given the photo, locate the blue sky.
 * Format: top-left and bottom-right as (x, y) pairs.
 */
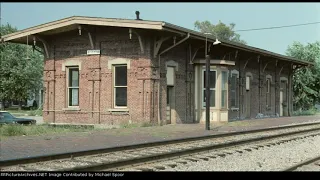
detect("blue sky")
(2, 2), (320, 55)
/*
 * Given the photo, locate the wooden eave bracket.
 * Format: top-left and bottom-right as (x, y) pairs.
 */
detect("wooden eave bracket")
(131, 29), (144, 54)
(222, 50), (238, 60)
(153, 36), (171, 58)
(79, 25), (95, 49)
(159, 33), (189, 56)
(190, 46), (204, 64)
(33, 35), (49, 58)
(278, 62), (290, 76)
(243, 55), (259, 70)
(262, 60), (272, 73)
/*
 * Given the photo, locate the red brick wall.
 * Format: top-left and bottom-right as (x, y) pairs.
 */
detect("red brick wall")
(43, 27), (159, 125)
(41, 26), (293, 125)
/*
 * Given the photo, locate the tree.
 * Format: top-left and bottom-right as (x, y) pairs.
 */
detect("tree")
(286, 41), (320, 110)
(194, 20), (247, 45)
(0, 23), (44, 110)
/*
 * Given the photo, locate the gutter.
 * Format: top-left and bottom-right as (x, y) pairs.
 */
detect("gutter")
(162, 23), (312, 66)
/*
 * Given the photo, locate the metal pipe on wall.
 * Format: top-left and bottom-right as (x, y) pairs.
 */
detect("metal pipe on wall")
(258, 56), (261, 114)
(238, 53), (241, 119)
(157, 55), (161, 126)
(185, 44), (189, 122)
(99, 42), (101, 124)
(143, 79), (145, 118)
(275, 60), (278, 115)
(53, 45), (56, 123)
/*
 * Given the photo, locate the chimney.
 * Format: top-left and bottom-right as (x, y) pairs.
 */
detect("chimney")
(135, 11), (141, 20)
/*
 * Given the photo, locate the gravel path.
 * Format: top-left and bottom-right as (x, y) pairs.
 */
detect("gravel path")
(156, 135), (320, 171)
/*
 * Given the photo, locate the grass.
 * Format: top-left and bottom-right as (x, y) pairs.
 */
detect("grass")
(293, 108), (319, 116)
(0, 123), (98, 138)
(1, 121), (157, 138)
(120, 122), (155, 129)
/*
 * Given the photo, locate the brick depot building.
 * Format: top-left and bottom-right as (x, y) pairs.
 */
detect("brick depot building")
(2, 15), (312, 126)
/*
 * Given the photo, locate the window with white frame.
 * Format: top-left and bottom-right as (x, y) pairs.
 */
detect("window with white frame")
(266, 77), (271, 108)
(202, 69), (216, 108)
(114, 65), (127, 108)
(67, 67), (79, 107)
(221, 71), (228, 108)
(230, 73), (238, 108)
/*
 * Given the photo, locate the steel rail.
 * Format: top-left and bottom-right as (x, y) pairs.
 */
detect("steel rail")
(1, 121), (320, 168)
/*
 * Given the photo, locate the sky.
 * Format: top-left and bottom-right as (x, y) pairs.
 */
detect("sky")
(1, 2), (320, 55)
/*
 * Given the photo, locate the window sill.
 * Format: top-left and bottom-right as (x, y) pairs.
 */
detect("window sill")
(63, 107), (81, 111)
(108, 108), (129, 112)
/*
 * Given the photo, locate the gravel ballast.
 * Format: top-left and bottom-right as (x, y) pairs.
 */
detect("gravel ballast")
(156, 135), (320, 171)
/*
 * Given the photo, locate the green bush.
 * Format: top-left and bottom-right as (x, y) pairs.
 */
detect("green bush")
(293, 108), (318, 116)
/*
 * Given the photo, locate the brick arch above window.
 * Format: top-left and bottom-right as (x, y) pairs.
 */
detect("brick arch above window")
(166, 60), (178, 71)
(245, 72), (253, 79)
(108, 58), (131, 69)
(62, 59), (82, 71)
(266, 74), (273, 82)
(230, 69), (239, 78)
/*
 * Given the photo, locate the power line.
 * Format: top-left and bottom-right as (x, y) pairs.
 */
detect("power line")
(235, 21), (320, 32)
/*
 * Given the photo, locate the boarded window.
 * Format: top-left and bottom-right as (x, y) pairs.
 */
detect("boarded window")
(167, 67), (175, 86)
(246, 76), (250, 90)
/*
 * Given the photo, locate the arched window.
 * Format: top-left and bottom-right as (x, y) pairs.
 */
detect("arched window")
(266, 75), (272, 109)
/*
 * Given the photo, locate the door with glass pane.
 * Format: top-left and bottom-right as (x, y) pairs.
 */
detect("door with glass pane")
(202, 69), (216, 108)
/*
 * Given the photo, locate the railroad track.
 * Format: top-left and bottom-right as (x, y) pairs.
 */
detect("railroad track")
(283, 155), (320, 171)
(1, 122), (320, 171)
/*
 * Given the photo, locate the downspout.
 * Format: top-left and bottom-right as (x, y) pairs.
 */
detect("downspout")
(275, 60), (278, 116)
(53, 45), (56, 124)
(157, 55), (161, 125)
(258, 56), (261, 114)
(157, 33), (190, 126)
(189, 44), (193, 122)
(99, 42), (102, 124)
(238, 53), (241, 119)
(185, 45), (188, 122)
(288, 66), (291, 116)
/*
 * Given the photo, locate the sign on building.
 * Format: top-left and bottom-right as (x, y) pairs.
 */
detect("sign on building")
(87, 50), (101, 55)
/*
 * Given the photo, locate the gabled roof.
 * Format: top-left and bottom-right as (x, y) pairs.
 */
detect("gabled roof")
(1, 16), (313, 66)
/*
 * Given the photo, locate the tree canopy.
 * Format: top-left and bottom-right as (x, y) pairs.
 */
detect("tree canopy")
(286, 41), (320, 110)
(194, 20), (247, 45)
(0, 23), (44, 109)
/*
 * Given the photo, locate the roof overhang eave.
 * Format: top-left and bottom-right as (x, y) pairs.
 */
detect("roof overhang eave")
(1, 16), (164, 43)
(162, 23), (313, 66)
